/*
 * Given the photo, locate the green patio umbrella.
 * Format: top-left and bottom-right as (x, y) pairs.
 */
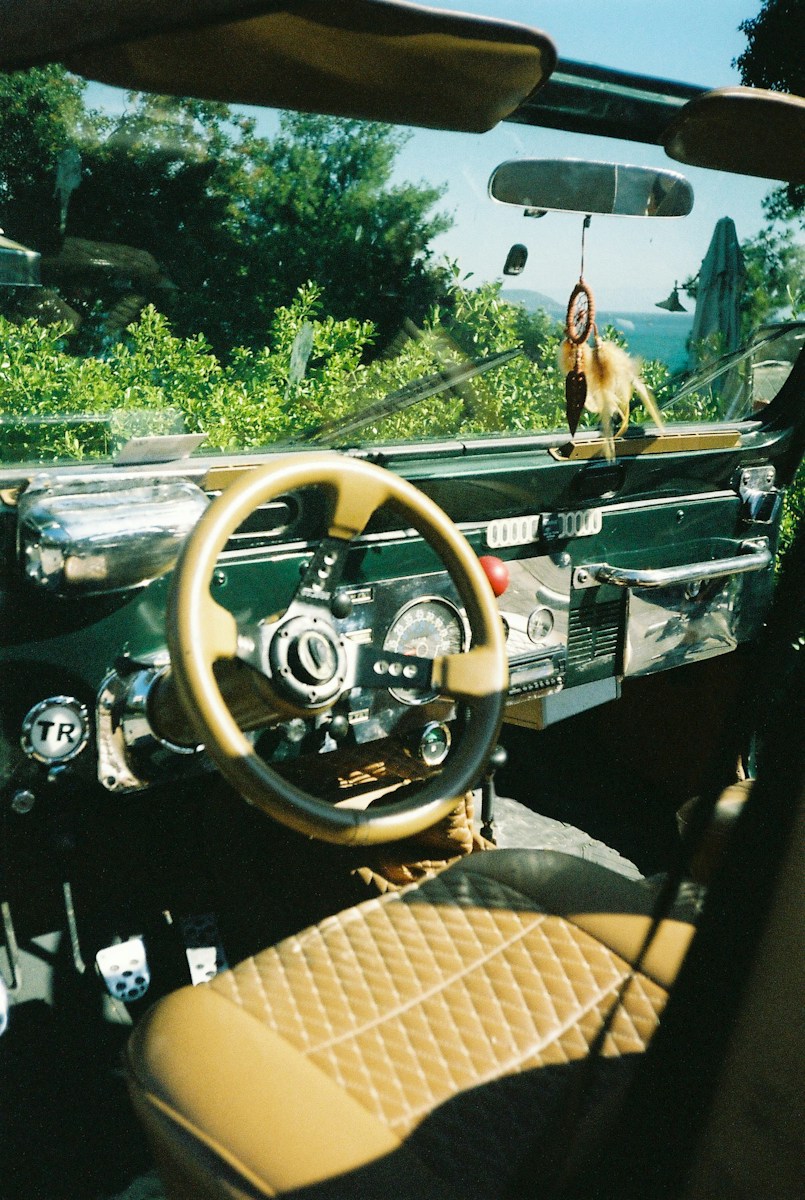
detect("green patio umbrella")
(688, 216), (745, 368)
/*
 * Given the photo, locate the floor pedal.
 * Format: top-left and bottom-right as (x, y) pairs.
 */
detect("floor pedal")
(95, 936), (151, 1003)
(0, 975), (8, 1035)
(179, 913), (229, 986)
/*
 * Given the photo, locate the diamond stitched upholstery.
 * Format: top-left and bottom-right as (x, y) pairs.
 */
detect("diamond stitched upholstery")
(210, 867), (667, 1137)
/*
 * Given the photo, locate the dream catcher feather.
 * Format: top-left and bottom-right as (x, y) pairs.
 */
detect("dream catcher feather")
(560, 217), (664, 456)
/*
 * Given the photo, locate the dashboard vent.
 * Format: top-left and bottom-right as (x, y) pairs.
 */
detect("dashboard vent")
(566, 596), (623, 683)
(212, 496), (298, 553)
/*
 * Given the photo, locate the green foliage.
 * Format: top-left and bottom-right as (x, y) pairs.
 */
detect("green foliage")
(740, 224), (805, 329)
(225, 112), (452, 350)
(780, 461), (805, 565)
(0, 281), (574, 463)
(0, 66), (88, 252)
(736, 0), (804, 93)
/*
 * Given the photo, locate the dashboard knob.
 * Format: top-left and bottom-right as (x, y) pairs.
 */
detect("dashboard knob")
(478, 555), (509, 597)
(20, 697), (89, 765)
(328, 714), (350, 742)
(330, 592), (353, 620)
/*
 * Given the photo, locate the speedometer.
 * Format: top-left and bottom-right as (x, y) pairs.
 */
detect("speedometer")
(383, 596), (467, 704)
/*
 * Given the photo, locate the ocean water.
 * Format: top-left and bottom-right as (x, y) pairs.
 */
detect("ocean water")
(598, 310), (694, 373)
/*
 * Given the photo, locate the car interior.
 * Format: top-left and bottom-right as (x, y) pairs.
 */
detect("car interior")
(0, 3), (803, 1199)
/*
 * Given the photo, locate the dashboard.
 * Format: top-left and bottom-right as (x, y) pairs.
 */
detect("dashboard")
(0, 456), (776, 812)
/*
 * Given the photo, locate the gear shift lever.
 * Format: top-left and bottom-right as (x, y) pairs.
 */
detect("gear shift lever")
(480, 744), (507, 843)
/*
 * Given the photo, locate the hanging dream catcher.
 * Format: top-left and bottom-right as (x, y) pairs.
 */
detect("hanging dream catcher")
(559, 216), (664, 455)
(563, 274), (596, 436)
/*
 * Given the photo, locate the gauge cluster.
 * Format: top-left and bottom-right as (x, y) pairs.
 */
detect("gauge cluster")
(382, 596), (467, 704)
(322, 572), (465, 747)
(325, 552), (575, 747)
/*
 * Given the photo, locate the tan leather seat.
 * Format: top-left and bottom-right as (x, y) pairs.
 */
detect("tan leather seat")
(126, 850), (695, 1199)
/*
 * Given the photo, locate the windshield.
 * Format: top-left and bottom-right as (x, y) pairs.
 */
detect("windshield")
(0, 10), (803, 465)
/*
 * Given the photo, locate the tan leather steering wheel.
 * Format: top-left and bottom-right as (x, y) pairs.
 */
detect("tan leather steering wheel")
(166, 453), (507, 845)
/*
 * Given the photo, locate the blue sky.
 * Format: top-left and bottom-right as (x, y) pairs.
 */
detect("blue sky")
(429, 1), (757, 86)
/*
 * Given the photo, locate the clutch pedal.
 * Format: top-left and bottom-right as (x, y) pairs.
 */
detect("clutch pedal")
(95, 936), (150, 1002)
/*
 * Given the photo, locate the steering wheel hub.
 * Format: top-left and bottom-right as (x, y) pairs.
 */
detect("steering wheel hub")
(268, 614), (348, 707)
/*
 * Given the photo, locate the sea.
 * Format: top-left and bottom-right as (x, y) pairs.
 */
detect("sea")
(593, 311), (694, 373)
(500, 290), (695, 373)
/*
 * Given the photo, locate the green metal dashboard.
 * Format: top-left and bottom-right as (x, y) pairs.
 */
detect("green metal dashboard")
(0, 408), (793, 814)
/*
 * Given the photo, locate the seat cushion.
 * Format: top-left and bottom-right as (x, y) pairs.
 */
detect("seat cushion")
(127, 851), (691, 1198)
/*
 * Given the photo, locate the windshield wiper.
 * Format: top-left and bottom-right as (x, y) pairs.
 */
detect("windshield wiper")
(662, 324), (805, 413)
(302, 346), (522, 443)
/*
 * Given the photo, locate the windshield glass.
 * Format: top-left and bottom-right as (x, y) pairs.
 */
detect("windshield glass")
(0, 5), (802, 465)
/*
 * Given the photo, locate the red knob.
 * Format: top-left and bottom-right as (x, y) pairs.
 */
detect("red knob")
(478, 555), (509, 597)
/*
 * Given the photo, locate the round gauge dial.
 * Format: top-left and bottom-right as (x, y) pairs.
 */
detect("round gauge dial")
(383, 597), (467, 704)
(527, 607), (554, 643)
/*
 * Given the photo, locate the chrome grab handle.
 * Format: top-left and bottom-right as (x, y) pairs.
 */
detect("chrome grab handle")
(573, 538), (771, 590)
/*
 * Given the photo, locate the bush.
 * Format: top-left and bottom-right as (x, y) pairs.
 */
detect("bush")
(0, 280), (576, 462)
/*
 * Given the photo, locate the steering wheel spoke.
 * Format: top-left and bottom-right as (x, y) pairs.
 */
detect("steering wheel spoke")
(353, 644), (435, 692)
(328, 471), (394, 540)
(285, 536), (352, 616)
(201, 594), (239, 661)
(432, 646), (508, 701)
(234, 620), (273, 675)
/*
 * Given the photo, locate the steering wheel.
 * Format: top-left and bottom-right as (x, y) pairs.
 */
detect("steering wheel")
(166, 452), (508, 845)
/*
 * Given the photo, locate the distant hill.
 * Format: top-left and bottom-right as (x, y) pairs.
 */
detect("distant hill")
(500, 288), (564, 317)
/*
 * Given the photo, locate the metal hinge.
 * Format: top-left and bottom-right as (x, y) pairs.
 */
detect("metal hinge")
(737, 465), (782, 527)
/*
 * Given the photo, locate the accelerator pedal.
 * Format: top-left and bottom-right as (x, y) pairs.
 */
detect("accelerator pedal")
(179, 913), (228, 986)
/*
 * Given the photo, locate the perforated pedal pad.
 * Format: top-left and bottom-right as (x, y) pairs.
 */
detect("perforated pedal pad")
(95, 937), (150, 1002)
(179, 913), (228, 986)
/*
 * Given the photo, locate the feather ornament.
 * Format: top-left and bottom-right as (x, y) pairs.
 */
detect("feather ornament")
(559, 337), (664, 457)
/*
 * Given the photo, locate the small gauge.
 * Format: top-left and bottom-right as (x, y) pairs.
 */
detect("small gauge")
(527, 607), (554, 644)
(383, 596), (467, 704)
(417, 722), (452, 766)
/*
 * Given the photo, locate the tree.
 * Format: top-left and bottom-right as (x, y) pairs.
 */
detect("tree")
(0, 66), (87, 252)
(207, 111), (451, 351)
(734, 0), (805, 216)
(735, 2), (805, 569)
(0, 69), (452, 355)
(740, 221), (805, 327)
(735, 0), (804, 92)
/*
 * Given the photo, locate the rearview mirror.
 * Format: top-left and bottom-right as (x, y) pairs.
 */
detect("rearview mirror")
(488, 159), (694, 217)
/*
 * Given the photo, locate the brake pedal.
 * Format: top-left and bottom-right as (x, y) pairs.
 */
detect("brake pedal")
(95, 936), (151, 1002)
(0, 975), (8, 1035)
(179, 913), (228, 986)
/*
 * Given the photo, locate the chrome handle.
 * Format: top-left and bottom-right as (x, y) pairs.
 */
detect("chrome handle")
(573, 539), (771, 590)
